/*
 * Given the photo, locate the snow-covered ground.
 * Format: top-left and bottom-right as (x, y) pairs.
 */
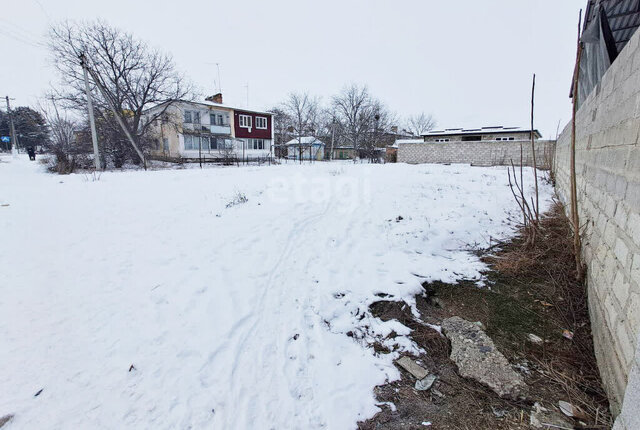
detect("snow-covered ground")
(0, 155), (552, 429)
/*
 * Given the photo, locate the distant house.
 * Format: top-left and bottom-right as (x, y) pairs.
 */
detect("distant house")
(285, 137), (325, 161)
(422, 126), (541, 142)
(397, 126), (551, 167)
(143, 93), (274, 162)
(330, 146), (355, 160)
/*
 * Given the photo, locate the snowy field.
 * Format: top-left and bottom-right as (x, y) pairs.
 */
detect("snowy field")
(0, 155), (552, 429)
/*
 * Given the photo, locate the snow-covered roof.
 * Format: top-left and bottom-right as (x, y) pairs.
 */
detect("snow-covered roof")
(284, 137), (325, 146)
(423, 126), (541, 138)
(144, 99), (272, 116)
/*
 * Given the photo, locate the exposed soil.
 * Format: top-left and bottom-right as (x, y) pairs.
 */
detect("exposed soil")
(359, 202), (612, 430)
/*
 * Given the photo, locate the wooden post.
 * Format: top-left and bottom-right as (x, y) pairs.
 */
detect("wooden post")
(570, 10), (584, 280)
(530, 73), (539, 222)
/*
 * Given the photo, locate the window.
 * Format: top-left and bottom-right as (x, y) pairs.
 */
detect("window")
(496, 137), (515, 141)
(434, 138), (450, 142)
(193, 111), (201, 124)
(461, 135), (481, 141)
(248, 139), (265, 150)
(218, 114), (224, 125)
(210, 113), (217, 125)
(184, 134), (195, 150)
(255, 116), (268, 129)
(162, 138), (169, 151)
(239, 114), (252, 129)
(184, 111), (192, 123)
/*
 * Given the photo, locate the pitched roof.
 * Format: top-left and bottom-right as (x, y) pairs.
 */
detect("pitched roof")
(284, 137), (325, 146)
(144, 99), (272, 116)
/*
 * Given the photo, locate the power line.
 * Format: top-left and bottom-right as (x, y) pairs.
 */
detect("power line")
(0, 28), (44, 49)
(0, 17), (44, 45)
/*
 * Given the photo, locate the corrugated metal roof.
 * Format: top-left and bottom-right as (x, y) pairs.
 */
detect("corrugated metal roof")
(585, 0), (640, 53)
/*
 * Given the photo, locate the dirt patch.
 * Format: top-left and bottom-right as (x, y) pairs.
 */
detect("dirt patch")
(359, 202), (612, 429)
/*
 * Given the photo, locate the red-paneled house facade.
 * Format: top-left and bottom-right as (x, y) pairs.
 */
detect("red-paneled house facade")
(144, 93), (274, 162)
(233, 109), (273, 152)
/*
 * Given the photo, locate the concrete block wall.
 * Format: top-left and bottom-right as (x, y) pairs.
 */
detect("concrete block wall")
(554, 28), (640, 418)
(397, 140), (555, 168)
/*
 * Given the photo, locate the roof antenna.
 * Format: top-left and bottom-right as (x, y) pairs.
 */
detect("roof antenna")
(216, 63), (222, 93)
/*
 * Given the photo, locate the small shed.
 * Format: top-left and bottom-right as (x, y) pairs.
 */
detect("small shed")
(330, 146), (355, 160)
(285, 137), (325, 161)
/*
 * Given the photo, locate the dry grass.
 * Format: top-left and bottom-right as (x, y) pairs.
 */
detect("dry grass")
(360, 200), (612, 429)
(484, 200), (611, 427)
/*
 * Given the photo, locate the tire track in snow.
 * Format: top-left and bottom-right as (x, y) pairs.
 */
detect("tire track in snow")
(217, 198), (334, 429)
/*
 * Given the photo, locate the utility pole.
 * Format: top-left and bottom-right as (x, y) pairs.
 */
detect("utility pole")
(79, 55), (102, 170)
(330, 119), (335, 161)
(5, 96), (19, 156)
(81, 54), (146, 169)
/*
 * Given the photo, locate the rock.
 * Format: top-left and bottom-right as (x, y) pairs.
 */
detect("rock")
(415, 374), (437, 391)
(530, 402), (573, 429)
(396, 356), (428, 380)
(528, 334), (543, 344)
(0, 414), (14, 428)
(442, 316), (527, 399)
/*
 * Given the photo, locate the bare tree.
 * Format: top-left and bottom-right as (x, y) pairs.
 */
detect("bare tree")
(39, 97), (90, 173)
(281, 92), (319, 163)
(331, 84), (396, 162)
(270, 106), (292, 158)
(48, 20), (193, 167)
(405, 112), (436, 136)
(331, 84), (374, 162)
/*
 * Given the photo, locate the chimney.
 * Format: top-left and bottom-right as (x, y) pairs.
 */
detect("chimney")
(206, 93), (223, 104)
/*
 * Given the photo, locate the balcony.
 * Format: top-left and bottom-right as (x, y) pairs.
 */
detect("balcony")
(210, 125), (231, 135)
(183, 122), (231, 136)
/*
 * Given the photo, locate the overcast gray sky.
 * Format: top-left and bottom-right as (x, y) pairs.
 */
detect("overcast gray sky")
(1, 0), (585, 138)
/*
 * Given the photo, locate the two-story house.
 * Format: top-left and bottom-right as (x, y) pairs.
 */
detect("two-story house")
(144, 93), (274, 162)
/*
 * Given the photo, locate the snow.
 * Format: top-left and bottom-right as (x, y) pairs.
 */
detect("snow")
(424, 126), (529, 136)
(0, 155), (552, 429)
(284, 136), (325, 146)
(394, 139), (424, 145)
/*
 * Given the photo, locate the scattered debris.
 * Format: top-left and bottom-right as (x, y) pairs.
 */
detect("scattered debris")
(129, 364), (136, 372)
(473, 321), (486, 330)
(0, 414), (14, 428)
(414, 374), (437, 391)
(0, 204), (9, 207)
(395, 216), (403, 222)
(558, 400), (587, 420)
(376, 402), (397, 412)
(292, 334), (299, 341)
(491, 406), (507, 418)
(528, 333), (543, 344)
(529, 402), (574, 429)
(396, 357), (428, 380)
(421, 422), (431, 426)
(562, 329), (574, 340)
(442, 316), (527, 399)
(226, 192), (248, 208)
(534, 299), (554, 307)
(34, 389), (43, 397)
(430, 388), (445, 398)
